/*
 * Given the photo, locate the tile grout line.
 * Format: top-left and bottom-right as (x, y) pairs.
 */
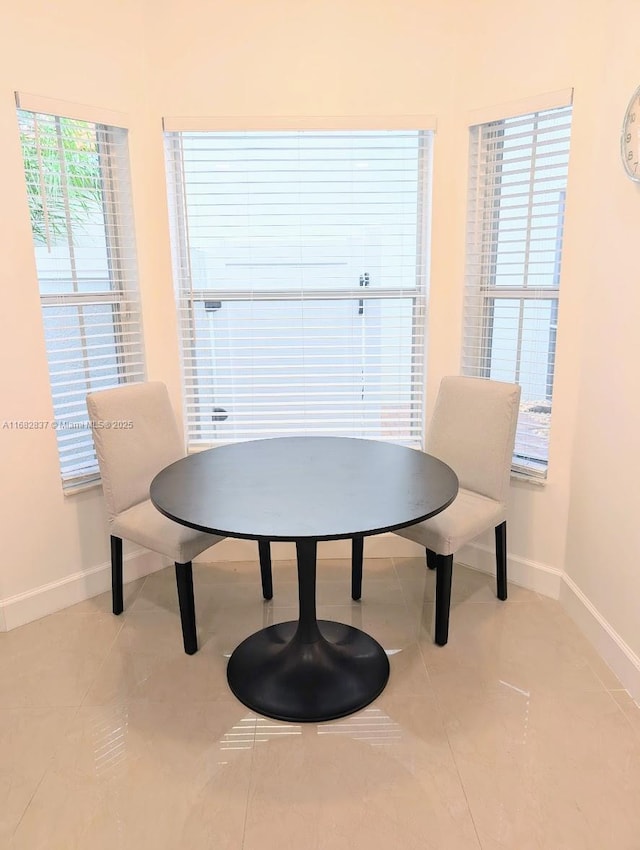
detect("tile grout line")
(401, 552), (486, 850)
(600, 686), (640, 742)
(417, 641), (486, 850)
(75, 583), (142, 710)
(10, 701), (84, 843)
(11, 574), (179, 842)
(238, 709), (260, 850)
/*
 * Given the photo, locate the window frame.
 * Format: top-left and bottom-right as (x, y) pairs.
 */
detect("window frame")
(17, 98), (144, 489)
(164, 121), (434, 450)
(463, 100), (573, 479)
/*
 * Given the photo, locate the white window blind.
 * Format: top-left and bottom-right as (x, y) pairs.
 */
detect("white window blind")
(165, 129), (432, 447)
(18, 107), (144, 487)
(463, 105), (572, 477)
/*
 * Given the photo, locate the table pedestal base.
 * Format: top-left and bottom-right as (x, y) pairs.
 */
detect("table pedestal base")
(227, 620), (390, 723)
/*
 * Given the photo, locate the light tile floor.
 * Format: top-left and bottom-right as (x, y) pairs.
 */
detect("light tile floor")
(1, 557), (639, 849)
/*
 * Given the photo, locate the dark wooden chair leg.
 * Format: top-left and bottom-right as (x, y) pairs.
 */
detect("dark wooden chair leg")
(258, 540), (273, 600)
(426, 548), (437, 570)
(435, 554), (453, 646)
(351, 536), (364, 600)
(110, 535), (124, 615)
(175, 562), (198, 655)
(495, 521), (507, 601)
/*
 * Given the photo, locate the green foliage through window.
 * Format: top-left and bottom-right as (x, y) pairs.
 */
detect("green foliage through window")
(19, 113), (103, 246)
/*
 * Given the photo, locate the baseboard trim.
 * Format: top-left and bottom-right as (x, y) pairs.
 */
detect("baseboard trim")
(0, 548), (166, 631)
(198, 535), (564, 598)
(456, 541), (563, 599)
(0, 535), (421, 632)
(4, 537), (639, 703)
(560, 574), (640, 703)
(193, 532), (425, 563)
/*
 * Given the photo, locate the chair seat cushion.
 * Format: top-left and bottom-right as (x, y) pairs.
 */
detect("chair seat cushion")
(394, 488), (506, 556)
(111, 499), (224, 564)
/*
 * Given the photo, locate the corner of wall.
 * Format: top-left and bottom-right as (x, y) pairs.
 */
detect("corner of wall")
(560, 574), (640, 703)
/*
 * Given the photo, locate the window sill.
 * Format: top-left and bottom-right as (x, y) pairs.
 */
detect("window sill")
(510, 469), (547, 487)
(61, 466), (545, 495)
(62, 477), (102, 496)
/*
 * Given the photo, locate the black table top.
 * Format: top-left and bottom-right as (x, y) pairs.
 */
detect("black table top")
(150, 436), (458, 542)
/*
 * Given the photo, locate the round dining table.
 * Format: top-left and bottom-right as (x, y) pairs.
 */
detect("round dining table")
(150, 436), (458, 723)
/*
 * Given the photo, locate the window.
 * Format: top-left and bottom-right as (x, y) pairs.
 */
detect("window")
(463, 104), (572, 476)
(18, 103), (144, 488)
(164, 127), (432, 448)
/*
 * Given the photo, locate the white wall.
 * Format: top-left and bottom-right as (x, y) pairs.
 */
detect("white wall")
(1, 0), (640, 690)
(0, 0), (461, 608)
(444, 0), (640, 686)
(559, 0), (640, 667)
(0, 0), (179, 609)
(447, 0), (640, 684)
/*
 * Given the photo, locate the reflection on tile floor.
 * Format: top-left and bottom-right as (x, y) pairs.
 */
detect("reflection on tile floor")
(1, 557), (639, 849)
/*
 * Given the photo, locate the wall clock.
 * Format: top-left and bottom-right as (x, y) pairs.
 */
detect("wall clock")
(621, 84), (640, 182)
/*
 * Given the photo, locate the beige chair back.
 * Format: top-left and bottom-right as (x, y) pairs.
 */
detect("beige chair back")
(86, 381), (184, 519)
(426, 376), (521, 503)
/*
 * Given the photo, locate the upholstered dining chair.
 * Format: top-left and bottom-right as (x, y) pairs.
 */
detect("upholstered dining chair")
(86, 381), (273, 655)
(352, 375), (521, 646)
